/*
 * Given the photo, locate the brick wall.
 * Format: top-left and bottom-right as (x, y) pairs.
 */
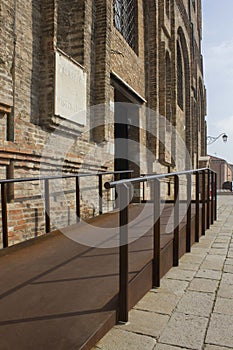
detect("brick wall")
(0, 0), (207, 245)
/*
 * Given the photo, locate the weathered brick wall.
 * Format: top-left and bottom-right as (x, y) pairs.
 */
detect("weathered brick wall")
(0, 0), (207, 246)
(57, 0), (85, 64)
(0, 0), (14, 107)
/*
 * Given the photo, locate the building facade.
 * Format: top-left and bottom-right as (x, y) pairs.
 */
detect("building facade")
(209, 156), (233, 190)
(0, 0), (207, 243)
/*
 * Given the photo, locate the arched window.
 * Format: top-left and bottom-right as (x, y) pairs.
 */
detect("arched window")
(198, 83), (204, 133)
(177, 41), (184, 109)
(114, 0), (137, 51)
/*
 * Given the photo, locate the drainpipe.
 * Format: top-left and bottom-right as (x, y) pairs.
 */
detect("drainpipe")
(8, 0), (17, 142)
(6, 0), (17, 201)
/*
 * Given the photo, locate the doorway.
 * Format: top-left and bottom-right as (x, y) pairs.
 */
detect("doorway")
(114, 89), (140, 182)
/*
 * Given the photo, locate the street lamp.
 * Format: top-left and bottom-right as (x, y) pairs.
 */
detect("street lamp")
(207, 133), (228, 145)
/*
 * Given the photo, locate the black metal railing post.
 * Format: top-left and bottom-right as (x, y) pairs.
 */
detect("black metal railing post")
(214, 172), (217, 221)
(207, 169), (210, 229)
(186, 173), (192, 253)
(173, 175), (179, 266)
(202, 170), (206, 235)
(76, 177), (80, 223)
(44, 179), (50, 233)
(211, 171), (214, 225)
(152, 179), (161, 288)
(118, 183), (130, 323)
(98, 174), (103, 215)
(142, 182), (145, 202)
(1, 183), (8, 248)
(195, 171), (200, 242)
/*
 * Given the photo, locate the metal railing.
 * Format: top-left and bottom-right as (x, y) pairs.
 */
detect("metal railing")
(104, 167), (217, 322)
(0, 170), (133, 249)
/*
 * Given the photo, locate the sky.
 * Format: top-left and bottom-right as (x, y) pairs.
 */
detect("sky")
(202, 0), (233, 164)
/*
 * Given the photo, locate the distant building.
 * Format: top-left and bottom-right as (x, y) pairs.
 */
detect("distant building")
(209, 156), (233, 190)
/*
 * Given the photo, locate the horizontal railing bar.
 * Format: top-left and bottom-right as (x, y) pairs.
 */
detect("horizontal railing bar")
(0, 170), (133, 185)
(105, 168), (215, 189)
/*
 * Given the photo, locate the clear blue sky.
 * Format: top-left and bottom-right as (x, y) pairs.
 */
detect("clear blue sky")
(202, 0), (233, 164)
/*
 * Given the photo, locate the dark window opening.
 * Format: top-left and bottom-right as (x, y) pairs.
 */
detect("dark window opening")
(114, 0), (137, 51)
(191, 22), (194, 56)
(166, 0), (170, 18)
(177, 41), (184, 109)
(7, 113), (14, 142)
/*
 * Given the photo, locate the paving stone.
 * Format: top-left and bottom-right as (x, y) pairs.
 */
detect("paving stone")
(218, 282), (233, 299)
(204, 345), (231, 350)
(214, 239), (230, 243)
(191, 246), (209, 259)
(190, 247), (209, 255)
(208, 248), (228, 256)
(225, 257), (233, 265)
(227, 250), (233, 258)
(164, 268), (196, 282)
(204, 255), (225, 262)
(177, 262), (200, 271)
(179, 254), (204, 264)
(218, 231), (232, 235)
(176, 291), (214, 317)
(95, 328), (156, 350)
(206, 313), (233, 348)
(188, 278), (219, 294)
(196, 242), (213, 248)
(218, 233), (231, 238)
(155, 279), (188, 297)
(201, 259), (224, 271)
(201, 254), (226, 270)
(223, 264), (233, 273)
(159, 312), (208, 350)
(135, 291), (179, 316)
(202, 235), (216, 241)
(211, 243), (227, 249)
(116, 309), (169, 338)
(155, 344), (190, 350)
(221, 272), (233, 285)
(196, 269), (222, 280)
(214, 297), (233, 316)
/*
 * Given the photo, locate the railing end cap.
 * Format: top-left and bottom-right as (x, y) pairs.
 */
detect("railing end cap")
(104, 182), (111, 190)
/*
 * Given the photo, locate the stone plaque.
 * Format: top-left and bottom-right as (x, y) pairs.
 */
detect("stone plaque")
(55, 51), (87, 125)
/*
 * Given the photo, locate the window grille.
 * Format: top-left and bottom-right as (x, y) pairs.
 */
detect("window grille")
(177, 42), (184, 109)
(114, 0), (137, 51)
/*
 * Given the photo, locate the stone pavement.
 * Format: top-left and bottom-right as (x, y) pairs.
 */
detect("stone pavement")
(93, 195), (233, 350)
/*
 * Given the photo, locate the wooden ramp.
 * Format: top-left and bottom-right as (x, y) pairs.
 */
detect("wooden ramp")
(0, 203), (202, 350)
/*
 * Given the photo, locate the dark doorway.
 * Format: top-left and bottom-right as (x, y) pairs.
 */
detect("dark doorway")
(114, 89), (140, 186)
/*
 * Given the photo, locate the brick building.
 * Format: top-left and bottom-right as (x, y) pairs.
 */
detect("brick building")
(209, 155), (233, 190)
(0, 0), (207, 243)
